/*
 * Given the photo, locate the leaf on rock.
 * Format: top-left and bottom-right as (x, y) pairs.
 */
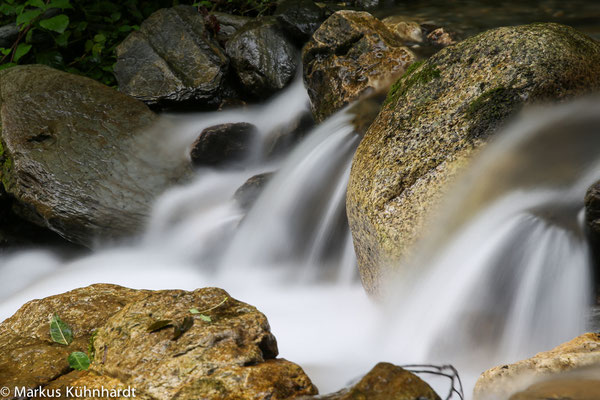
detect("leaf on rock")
(172, 317), (194, 341)
(147, 320), (173, 333)
(50, 313), (73, 345)
(68, 351), (90, 371)
(199, 314), (211, 322)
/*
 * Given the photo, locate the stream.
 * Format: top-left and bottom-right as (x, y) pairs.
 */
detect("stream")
(1, 3), (600, 399)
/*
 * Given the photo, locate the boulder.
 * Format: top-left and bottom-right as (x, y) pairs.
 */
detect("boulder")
(234, 172), (274, 210)
(382, 16), (424, 43)
(302, 11), (416, 122)
(226, 18), (298, 98)
(298, 362), (440, 400)
(212, 12), (251, 43)
(275, 0), (324, 44)
(474, 333), (600, 399)
(509, 377), (600, 400)
(0, 284), (317, 400)
(346, 23), (600, 294)
(114, 6), (231, 109)
(0, 65), (190, 247)
(0, 284), (147, 392)
(585, 181), (600, 293)
(190, 122), (258, 167)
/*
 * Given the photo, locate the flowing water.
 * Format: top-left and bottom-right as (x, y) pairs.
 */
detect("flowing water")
(1, 76), (600, 398)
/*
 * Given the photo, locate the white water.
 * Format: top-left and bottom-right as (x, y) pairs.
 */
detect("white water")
(0, 80), (598, 398)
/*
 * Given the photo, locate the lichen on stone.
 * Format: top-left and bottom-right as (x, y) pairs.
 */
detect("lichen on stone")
(384, 60), (440, 106)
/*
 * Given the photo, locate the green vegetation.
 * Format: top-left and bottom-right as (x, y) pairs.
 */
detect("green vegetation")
(384, 60), (441, 106)
(49, 313), (92, 371)
(0, 0), (276, 85)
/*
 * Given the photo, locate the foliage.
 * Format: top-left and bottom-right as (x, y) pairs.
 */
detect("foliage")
(0, 0), (276, 86)
(68, 351), (91, 371)
(49, 313), (73, 345)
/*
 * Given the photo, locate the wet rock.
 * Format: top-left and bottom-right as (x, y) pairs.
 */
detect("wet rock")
(474, 333), (600, 399)
(303, 11), (416, 122)
(0, 284), (147, 394)
(426, 27), (457, 47)
(0, 285), (317, 400)
(0, 65), (190, 247)
(212, 12), (251, 43)
(264, 112), (315, 158)
(347, 23), (600, 294)
(226, 19), (298, 98)
(114, 6), (230, 109)
(382, 16), (424, 43)
(234, 172), (274, 210)
(585, 181), (600, 292)
(509, 377), (600, 400)
(190, 123), (258, 167)
(298, 362), (440, 400)
(0, 24), (18, 48)
(275, 0), (324, 44)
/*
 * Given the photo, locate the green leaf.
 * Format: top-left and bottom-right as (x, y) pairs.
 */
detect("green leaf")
(16, 9), (42, 28)
(50, 314), (73, 345)
(55, 31), (70, 47)
(0, 63), (17, 71)
(189, 308), (200, 314)
(93, 33), (106, 43)
(199, 314), (211, 322)
(25, 0), (47, 9)
(13, 43), (32, 62)
(68, 351), (90, 371)
(147, 320), (173, 333)
(172, 317), (194, 341)
(0, 47), (11, 56)
(48, 0), (72, 10)
(0, 4), (17, 16)
(39, 14), (69, 33)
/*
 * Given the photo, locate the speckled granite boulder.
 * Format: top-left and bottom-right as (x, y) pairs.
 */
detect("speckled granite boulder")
(0, 285), (317, 400)
(347, 23), (600, 294)
(303, 11), (416, 122)
(0, 65), (189, 247)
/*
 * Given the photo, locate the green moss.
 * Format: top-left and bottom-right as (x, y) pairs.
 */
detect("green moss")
(88, 330), (98, 362)
(384, 60), (441, 106)
(466, 86), (521, 139)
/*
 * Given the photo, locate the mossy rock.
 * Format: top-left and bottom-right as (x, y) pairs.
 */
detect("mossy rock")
(0, 65), (191, 247)
(346, 23), (600, 294)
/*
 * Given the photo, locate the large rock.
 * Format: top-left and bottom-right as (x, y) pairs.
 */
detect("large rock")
(474, 333), (600, 399)
(346, 23), (600, 293)
(275, 0), (324, 44)
(226, 19), (298, 98)
(0, 65), (189, 247)
(585, 181), (600, 294)
(0, 284), (147, 392)
(190, 122), (258, 167)
(509, 377), (600, 400)
(302, 11), (416, 122)
(0, 285), (317, 400)
(298, 362), (440, 400)
(114, 6), (231, 109)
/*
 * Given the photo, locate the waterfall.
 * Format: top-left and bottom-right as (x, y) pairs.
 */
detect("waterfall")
(0, 70), (599, 398)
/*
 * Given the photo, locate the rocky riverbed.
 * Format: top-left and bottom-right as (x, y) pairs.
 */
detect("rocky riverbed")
(1, 1), (600, 399)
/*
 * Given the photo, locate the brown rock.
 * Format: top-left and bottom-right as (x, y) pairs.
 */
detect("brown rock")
(382, 16), (424, 43)
(0, 285), (317, 400)
(302, 10), (416, 122)
(0, 284), (146, 396)
(509, 378), (600, 400)
(474, 333), (600, 399)
(299, 362), (440, 400)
